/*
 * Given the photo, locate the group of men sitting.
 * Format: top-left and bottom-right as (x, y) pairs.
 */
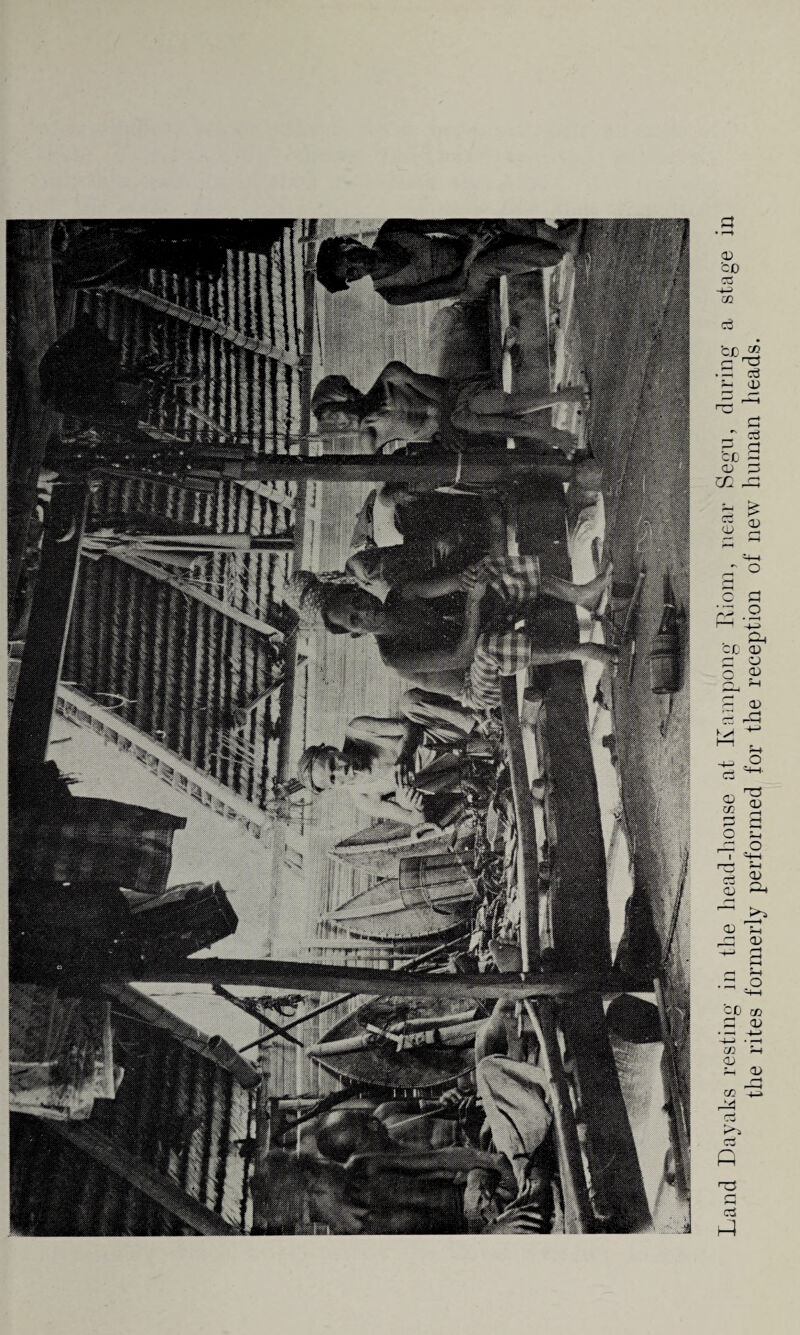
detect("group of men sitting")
(289, 507), (614, 824)
(269, 219), (616, 1233)
(290, 216), (614, 824)
(253, 1000), (559, 1234)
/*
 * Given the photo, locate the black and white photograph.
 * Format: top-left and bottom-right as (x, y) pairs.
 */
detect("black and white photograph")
(7, 215), (689, 1236)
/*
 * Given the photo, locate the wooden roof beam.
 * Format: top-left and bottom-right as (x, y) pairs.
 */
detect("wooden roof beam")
(100, 546), (287, 640)
(19, 953), (654, 998)
(106, 283), (301, 368)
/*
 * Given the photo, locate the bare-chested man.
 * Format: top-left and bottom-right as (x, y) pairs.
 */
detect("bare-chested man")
(296, 706), (488, 828)
(316, 218), (581, 306)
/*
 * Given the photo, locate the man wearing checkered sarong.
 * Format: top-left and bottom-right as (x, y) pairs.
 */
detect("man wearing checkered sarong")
(287, 554), (617, 716)
(456, 555), (615, 712)
(371, 554), (618, 714)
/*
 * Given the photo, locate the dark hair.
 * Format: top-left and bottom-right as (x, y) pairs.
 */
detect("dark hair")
(310, 374), (364, 424)
(316, 237), (353, 293)
(320, 583), (355, 636)
(316, 1110), (370, 1162)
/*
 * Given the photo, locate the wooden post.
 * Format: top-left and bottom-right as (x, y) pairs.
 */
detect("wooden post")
(51, 1122), (239, 1235)
(514, 478), (612, 970)
(275, 219), (318, 781)
(13, 954), (652, 998)
(654, 972), (691, 1190)
(559, 995), (654, 1233)
(525, 1000), (595, 1233)
(9, 483), (90, 766)
(267, 221), (319, 901)
(196, 449), (579, 488)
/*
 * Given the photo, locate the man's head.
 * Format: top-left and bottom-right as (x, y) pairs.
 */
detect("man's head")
(322, 584), (387, 637)
(297, 744), (358, 794)
(311, 374), (364, 433)
(316, 1108), (393, 1162)
(316, 236), (377, 293)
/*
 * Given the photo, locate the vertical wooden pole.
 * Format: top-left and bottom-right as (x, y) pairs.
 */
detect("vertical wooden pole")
(9, 483), (90, 766)
(559, 995), (654, 1233)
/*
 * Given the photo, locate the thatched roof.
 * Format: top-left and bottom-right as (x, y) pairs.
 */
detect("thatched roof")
(61, 226), (307, 814)
(10, 986), (255, 1235)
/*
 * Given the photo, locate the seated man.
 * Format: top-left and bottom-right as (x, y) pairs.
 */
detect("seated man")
(348, 486), (501, 597)
(296, 707), (487, 828)
(311, 364), (585, 458)
(316, 218), (581, 306)
(285, 556), (616, 714)
(311, 1028), (557, 1235)
(314, 1110), (516, 1234)
(465, 1000), (558, 1233)
(317, 1093), (480, 1156)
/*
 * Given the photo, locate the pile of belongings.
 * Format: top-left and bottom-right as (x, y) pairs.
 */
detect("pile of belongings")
(9, 984), (122, 1121)
(462, 757), (521, 971)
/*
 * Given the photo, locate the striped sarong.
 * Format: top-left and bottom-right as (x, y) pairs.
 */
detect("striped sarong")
(460, 556), (541, 711)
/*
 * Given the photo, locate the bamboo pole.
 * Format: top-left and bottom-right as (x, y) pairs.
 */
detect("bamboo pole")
(15, 955), (653, 997)
(96, 466), (217, 493)
(524, 999), (595, 1233)
(239, 991), (353, 1055)
(107, 283), (301, 367)
(91, 528), (291, 550)
(101, 547), (287, 640)
(499, 678), (541, 971)
(88, 530), (294, 552)
(237, 933), (466, 1054)
(9, 483), (90, 766)
(212, 984), (304, 1048)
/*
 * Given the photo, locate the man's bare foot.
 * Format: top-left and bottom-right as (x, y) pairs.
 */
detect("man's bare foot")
(583, 561), (614, 614)
(486, 1176), (555, 1233)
